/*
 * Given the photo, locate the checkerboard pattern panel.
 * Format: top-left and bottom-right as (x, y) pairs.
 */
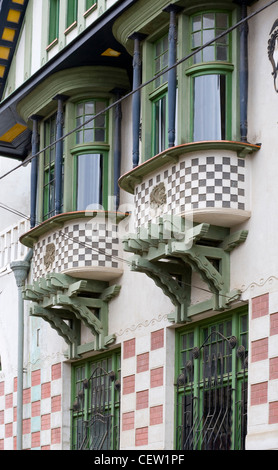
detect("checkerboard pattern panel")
(135, 155), (246, 228)
(0, 363), (62, 450)
(249, 292), (278, 427)
(33, 220), (120, 281)
(121, 329), (165, 449)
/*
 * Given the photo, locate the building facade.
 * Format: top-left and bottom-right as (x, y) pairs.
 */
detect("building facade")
(0, 0), (278, 451)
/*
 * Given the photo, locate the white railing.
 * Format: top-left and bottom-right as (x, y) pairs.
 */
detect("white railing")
(0, 219), (30, 272)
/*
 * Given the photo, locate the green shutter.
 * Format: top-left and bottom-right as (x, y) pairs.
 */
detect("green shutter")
(49, 0), (60, 44)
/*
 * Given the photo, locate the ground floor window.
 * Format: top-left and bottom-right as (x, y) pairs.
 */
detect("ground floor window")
(176, 308), (248, 450)
(71, 350), (121, 450)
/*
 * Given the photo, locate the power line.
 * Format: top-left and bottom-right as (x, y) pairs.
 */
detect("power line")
(0, 0), (277, 182)
(0, 201), (242, 302)
(0, 0), (276, 301)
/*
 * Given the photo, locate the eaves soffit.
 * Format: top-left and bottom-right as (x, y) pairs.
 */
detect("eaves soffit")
(0, 0), (28, 100)
(0, 0), (137, 161)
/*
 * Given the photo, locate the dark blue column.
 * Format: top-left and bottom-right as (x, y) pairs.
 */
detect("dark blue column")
(53, 94), (67, 215)
(164, 5), (180, 148)
(239, 0), (248, 142)
(112, 88), (125, 210)
(30, 115), (41, 228)
(129, 33), (145, 168)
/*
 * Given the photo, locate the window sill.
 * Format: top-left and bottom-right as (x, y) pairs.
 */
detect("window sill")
(119, 140), (261, 194)
(64, 21), (77, 36)
(46, 38), (58, 52)
(20, 210), (128, 248)
(84, 3), (97, 18)
(185, 61), (234, 76)
(70, 142), (110, 154)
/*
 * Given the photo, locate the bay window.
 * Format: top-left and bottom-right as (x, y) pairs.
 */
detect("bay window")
(141, 7), (237, 161)
(75, 152), (108, 211)
(192, 72), (228, 141)
(73, 99), (109, 211)
(43, 114), (57, 220)
(75, 99), (108, 144)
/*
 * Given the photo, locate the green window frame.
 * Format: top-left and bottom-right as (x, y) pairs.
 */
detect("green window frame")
(43, 114), (57, 221)
(175, 308), (248, 450)
(76, 99), (108, 145)
(86, 0), (97, 12)
(42, 113), (64, 221)
(189, 67), (232, 142)
(71, 350), (121, 450)
(67, 0), (77, 28)
(73, 149), (108, 211)
(73, 99), (109, 211)
(48, 0), (60, 44)
(191, 11), (230, 65)
(150, 35), (171, 157)
(187, 10), (233, 142)
(154, 34), (169, 90)
(152, 92), (168, 156)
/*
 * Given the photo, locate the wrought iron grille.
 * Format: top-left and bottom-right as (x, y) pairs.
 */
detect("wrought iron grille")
(72, 365), (120, 450)
(176, 330), (248, 450)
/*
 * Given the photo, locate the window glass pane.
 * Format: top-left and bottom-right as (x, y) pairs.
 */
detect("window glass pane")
(85, 102), (94, 115)
(193, 74), (226, 141)
(154, 95), (166, 154)
(192, 31), (201, 48)
(203, 13), (215, 29)
(191, 12), (229, 64)
(203, 45), (214, 62)
(77, 153), (103, 210)
(216, 13), (228, 28)
(203, 29), (215, 44)
(76, 100), (107, 144)
(216, 45), (228, 61)
(154, 35), (168, 88)
(192, 15), (202, 31)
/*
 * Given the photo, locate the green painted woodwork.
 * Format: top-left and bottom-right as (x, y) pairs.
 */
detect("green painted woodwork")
(118, 140), (261, 194)
(17, 67), (130, 122)
(23, 272), (121, 359)
(86, 0), (97, 12)
(175, 306), (248, 450)
(71, 349), (120, 450)
(49, 0), (60, 44)
(20, 210), (128, 248)
(16, 66), (130, 224)
(67, 0), (78, 28)
(123, 217), (247, 323)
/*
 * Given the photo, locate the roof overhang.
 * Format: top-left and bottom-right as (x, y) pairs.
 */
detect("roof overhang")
(0, 0), (137, 161)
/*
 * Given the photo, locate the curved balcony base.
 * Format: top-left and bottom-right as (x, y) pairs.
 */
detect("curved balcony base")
(63, 266), (124, 281)
(19, 211), (128, 282)
(183, 208), (251, 228)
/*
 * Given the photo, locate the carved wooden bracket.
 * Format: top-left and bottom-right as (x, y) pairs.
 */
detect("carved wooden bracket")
(123, 217), (247, 323)
(23, 272), (121, 358)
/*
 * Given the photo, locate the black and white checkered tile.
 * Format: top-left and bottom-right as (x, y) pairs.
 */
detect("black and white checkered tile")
(134, 154), (246, 228)
(33, 220), (120, 281)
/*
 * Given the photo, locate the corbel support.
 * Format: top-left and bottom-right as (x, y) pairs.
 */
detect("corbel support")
(23, 272), (121, 358)
(123, 217), (248, 323)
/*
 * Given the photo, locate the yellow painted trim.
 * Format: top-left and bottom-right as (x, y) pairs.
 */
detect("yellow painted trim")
(0, 66), (5, 78)
(7, 9), (21, 24)
(2, 28), (16, 42)
(12, 0), (25, 4)
(0, 123), (27, 142)
(101, 48), (121, 57)
(0, 47), (10, 60)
